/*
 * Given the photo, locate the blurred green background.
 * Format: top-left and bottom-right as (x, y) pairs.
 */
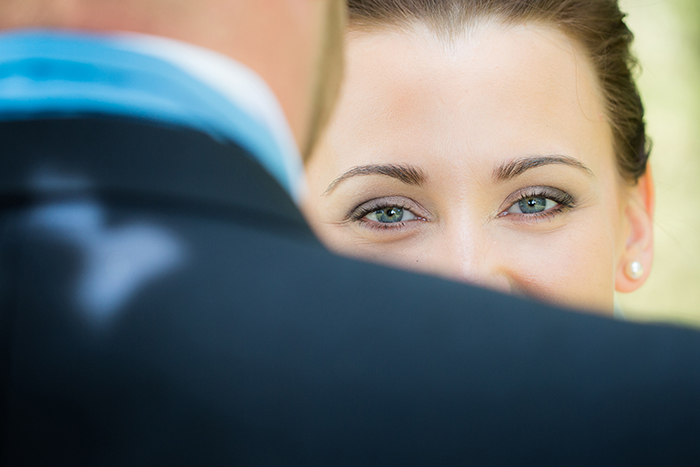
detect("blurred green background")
(618, 0), (700, 327)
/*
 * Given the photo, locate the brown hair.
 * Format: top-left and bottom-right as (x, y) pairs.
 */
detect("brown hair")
(303, 0), (346, 161)
(347, 0), (650, 183)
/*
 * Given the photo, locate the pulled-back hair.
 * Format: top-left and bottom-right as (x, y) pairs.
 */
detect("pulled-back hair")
(347, 0), (650, 183)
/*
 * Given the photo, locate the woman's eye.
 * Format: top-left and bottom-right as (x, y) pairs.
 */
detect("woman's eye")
(364, 206), (417, 223)
(507, 196), (559, 214)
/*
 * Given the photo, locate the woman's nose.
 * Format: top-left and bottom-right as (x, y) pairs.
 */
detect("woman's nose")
(432, 226), (512, 294)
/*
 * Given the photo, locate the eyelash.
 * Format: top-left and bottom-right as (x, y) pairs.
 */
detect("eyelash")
(348, 197), (425, 230)
(499, 186), (576, 221)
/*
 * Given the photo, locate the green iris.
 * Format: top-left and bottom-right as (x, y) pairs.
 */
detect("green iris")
(374, 207), (404, 223)
(518, 197), (547, 214)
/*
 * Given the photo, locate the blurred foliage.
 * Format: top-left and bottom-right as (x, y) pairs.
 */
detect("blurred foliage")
(618, 0), (700, 327)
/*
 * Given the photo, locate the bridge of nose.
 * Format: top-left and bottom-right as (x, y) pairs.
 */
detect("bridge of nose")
(428, 217), (513, 293)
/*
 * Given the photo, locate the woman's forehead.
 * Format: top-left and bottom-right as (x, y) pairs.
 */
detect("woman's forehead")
(330, 23), (613, 174)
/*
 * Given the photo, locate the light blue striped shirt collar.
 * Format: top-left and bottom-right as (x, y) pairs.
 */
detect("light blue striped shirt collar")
(0, 29), (306, 201)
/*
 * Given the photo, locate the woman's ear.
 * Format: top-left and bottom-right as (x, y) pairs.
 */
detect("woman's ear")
(615, 167), (655, 293)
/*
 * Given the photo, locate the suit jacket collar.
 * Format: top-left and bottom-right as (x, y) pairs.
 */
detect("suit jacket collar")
(0, 29), (305, 202)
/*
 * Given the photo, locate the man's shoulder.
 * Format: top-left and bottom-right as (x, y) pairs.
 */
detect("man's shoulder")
(3, 115), (700, 466)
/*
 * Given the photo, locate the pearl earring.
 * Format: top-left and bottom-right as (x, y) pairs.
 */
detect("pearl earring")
(626, 261), (644, 280)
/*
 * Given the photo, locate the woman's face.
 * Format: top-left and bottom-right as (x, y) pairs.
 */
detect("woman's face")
(302, 22), (653, 313)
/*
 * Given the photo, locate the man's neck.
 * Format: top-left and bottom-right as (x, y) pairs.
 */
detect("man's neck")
(0, 0), (327, 156)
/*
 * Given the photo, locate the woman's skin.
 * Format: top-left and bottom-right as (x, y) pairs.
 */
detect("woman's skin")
(302, 22), (654, 313)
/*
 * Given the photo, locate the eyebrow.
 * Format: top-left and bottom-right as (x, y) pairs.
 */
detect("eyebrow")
(323, 164), (426, 195)
(494, 155), (594, 181)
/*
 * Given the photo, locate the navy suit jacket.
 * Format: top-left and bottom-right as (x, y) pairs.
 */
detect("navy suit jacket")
(1, 117), (699, 465)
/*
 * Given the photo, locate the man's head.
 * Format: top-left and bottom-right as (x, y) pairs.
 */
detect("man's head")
(0, 0), (346, 158)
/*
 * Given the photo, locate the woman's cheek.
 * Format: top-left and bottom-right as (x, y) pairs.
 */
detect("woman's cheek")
(501, 226), (616, 311)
